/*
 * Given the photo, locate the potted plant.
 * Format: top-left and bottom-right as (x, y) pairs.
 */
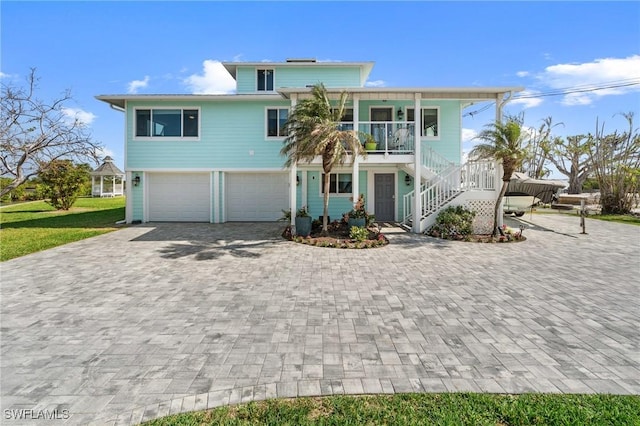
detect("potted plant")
(345, 194), (367, 228)
(294, 206), (312, 237)
(364, 134), (377, 151)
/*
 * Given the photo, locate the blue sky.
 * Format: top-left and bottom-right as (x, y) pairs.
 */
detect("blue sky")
(2, 1), (639, 175)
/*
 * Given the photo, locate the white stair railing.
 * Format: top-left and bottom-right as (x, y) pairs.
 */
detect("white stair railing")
(403, 160), (496, 229)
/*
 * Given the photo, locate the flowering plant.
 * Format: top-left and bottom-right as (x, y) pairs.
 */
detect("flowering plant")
(296, 206), (310, 218)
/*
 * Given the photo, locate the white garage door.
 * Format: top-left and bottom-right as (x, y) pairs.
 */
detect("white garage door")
(226, 173), (289, 221)
(148, 173), (210, 222)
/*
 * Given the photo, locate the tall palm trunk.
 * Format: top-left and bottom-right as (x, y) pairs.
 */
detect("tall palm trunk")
(322, 169), (331, 234)
(493, 179), (509, 236)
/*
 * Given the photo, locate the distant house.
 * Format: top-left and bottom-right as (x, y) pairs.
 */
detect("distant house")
(91, 156), (124, 197)
(97, 59), (522, 233)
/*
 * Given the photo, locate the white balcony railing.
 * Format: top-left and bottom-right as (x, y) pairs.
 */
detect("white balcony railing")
(357, 122), (415, 154)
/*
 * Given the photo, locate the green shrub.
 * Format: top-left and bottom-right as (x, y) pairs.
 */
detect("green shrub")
(349, 226), (369, 242)
(429, 205), (476, 239)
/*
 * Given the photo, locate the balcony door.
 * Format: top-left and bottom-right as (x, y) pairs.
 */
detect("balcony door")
(370, 107), (393, 147)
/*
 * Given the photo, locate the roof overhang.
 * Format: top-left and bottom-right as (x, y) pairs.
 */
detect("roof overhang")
(277, 86), (525, 101)
(95, 94), (284, 109)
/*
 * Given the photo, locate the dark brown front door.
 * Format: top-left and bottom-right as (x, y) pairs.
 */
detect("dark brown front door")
(374, 173), (395, 221)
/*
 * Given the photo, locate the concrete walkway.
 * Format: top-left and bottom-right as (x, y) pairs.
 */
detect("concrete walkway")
(1, 214), (639, 425)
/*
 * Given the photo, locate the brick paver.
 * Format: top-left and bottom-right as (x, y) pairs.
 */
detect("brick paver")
(1, 213), (639, 425)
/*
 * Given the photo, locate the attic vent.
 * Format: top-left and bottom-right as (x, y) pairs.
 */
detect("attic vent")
(286, 58), (317, 63)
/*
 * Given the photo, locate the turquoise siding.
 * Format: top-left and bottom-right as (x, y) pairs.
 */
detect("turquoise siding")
(131, 172), (143, 221)
(126, 100), (289, 170)
(235, 66), (362, 93)
(398, 170), (413, 219)
(422, 101), (461, 164)
(304, 170), (366, 221)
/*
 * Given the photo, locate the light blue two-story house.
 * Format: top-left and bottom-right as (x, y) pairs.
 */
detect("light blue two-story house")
(97, 59), (522, 234)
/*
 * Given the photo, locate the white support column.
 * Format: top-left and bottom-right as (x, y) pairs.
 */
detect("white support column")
(289, 94), (298, 230)
(213, 171), (220, 223)
(100, 176), (104, 197)
(290, 164), (297, 229)
(352, 94), (360, 207)
(352, 160), (359, 205)
(412, 93), (422, 233)
(91, 176), (95, 197)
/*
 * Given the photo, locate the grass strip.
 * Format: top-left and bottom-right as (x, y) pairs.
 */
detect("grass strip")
(142, 393), (640, 426)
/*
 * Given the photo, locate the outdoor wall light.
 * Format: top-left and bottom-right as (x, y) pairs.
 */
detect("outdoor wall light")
(404, 174), (412, 186)
(296, 175), (300, 186)
(397, 107), (404, 120)
(133, 175), (141, 187)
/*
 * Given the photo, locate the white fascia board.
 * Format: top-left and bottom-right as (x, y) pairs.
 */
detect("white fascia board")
(278, 86), (525, 100)
(95, 94), (285, 109)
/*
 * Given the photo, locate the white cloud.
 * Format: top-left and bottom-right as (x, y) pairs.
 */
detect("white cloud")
(516, 71), (530, 78)
(183, 60), (236, 94)
(232, 54), (243, 62)
(127, 76), (150, 94)
(510, 90), (544, 109)
(61, 107), (96, 126)
(365, 80), (386, 88)
(461, 128), (478, 143)
(94, 146), (115, 160)
(538, 55), (640, 105)
(0, 71), (9, 79)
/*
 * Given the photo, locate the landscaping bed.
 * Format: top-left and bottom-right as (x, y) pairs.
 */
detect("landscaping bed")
(284, 219), (388, 249)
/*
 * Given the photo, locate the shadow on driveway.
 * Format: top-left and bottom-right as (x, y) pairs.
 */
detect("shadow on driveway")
(130, 222), (287, 260)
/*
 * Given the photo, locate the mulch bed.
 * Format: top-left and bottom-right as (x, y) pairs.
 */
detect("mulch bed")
(282, 220), (389, 248)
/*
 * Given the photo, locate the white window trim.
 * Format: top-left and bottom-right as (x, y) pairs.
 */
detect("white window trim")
(407, 106), (440, 140)
(256, 68), (275, 92)
(133, 107), (201, 141)
(265, 106), (290, 139)
(320, 172), (353, 197)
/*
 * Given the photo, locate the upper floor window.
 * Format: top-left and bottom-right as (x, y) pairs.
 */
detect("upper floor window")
(257, 69), (274, 91)
(332, 108), (354, 131)
(135, 109), (199, 138)
(266, 108), (289, 138)
(407, 107), (439, 138)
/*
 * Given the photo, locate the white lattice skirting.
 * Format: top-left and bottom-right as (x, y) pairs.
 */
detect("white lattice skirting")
(466, 199), (496, 234)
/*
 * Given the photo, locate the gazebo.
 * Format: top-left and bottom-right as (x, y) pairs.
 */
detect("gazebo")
(91, 156), (124, 197)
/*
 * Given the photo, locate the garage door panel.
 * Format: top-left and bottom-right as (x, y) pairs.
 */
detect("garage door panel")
(226, 173), (289, 221)
(148, 173), (210, 222)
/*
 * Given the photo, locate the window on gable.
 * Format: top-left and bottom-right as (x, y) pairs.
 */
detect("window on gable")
(321, 173), (352, 194)
(407, 107), (439, 137)
(267, 108), (289, 137)
(257, 69), (274, 91)
(135, 109), (199, 138)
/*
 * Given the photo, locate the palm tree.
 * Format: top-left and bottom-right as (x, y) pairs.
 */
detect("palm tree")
(469, 116), (528, 236)
(281, 83), (366, 234)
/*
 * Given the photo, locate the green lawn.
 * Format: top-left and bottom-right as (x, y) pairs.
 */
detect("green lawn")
(142, 393), (640, 426)
(0, 197), (125, 261)
(533, 208), (640, 226)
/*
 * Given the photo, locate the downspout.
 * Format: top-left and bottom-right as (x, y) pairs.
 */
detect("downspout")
(495, 90), (513, 124)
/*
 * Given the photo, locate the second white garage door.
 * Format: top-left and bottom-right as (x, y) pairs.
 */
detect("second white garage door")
(148, 173), (210, 222)
(226, 173), (289, 221)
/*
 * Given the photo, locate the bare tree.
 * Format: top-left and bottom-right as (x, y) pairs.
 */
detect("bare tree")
(588, 113), (640, 214)
(545, 134), (592, 194)
(0, 68), (101, 197)
(520, 116), (558, 179)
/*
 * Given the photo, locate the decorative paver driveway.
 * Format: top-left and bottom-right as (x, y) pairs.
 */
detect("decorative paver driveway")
(1, 214), (639, 425)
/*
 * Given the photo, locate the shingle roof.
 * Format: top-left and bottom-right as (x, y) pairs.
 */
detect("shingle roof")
(91, 156), (124, 176)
